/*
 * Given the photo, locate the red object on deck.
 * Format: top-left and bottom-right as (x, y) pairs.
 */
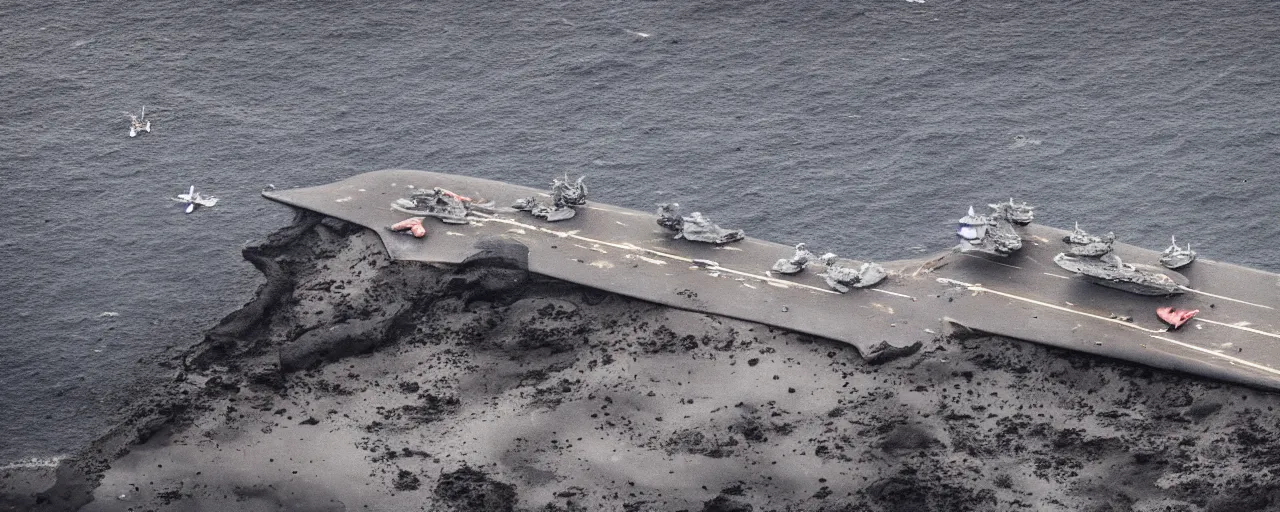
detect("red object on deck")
(1156, 307), (1199, 329)
(437, 188), (472, 202)
(390, 217), (428, 238)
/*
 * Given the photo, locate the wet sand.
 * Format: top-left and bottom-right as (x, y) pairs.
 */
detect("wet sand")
(5, 213), (1280, 511)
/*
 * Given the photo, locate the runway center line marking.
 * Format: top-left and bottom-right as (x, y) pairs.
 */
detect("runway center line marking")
(469, 213), (849, 296)
(1148, 335), (1280, 377)
(936, 278), (1167, 334)
(1042, 272), (1071, 280)
(1178, 285), (1274, 310)
(1195, 318), (1280, 341)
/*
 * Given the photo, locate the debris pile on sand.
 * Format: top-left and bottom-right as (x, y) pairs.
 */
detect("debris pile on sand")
(434, 465), (518, 512)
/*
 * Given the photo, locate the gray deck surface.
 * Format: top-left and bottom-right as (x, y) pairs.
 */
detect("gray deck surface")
(264, 170), (1280, 390)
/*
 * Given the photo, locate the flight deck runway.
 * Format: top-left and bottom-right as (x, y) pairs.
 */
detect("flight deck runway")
(264, 170), (1280, 391)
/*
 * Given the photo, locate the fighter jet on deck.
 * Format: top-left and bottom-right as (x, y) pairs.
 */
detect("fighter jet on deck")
(1053, 225), (1186, 296)
(655, 203), (745, 245)
(956, 204), (1023, 257)
(512, 174), (588, 222)
(1160, 236), (1198, 269)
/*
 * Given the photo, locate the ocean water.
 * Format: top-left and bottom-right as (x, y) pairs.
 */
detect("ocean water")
(2, 0), (1278, 464)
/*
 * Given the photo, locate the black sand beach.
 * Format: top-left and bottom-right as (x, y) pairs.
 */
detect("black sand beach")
(6, 214), (1280, 511)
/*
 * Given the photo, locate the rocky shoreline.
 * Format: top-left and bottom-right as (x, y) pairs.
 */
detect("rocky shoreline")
(4, 212), (1280, 511)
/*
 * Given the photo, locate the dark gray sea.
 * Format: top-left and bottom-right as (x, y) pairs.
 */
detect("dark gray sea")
(2, 0), (1278, 465)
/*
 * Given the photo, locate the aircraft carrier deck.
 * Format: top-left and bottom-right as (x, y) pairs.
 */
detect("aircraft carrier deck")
(264, 170), (1280, 391)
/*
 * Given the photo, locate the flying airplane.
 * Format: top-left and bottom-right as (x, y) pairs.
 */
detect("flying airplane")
(173, 186), (218, 213)
(127, 106), (151, 137)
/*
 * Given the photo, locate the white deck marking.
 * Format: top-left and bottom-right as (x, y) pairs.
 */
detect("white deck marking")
(470, 212), (917, 301)
(959, 253), (1022, 269)
(1042, 272), (1071, 280)
(1195, 318), (1280, 340)
(1149, 335), (1280, 377)
(1178, 285), (1274, 310)
(446, 231), (466, 236)
(573, 243), (608, 254)
(937, 278), (1167, 333)
(873, 289), (915, 299)
(630, 254), (667, 266)
(470, 212), (843, 295)
(586, 204), (649, 218)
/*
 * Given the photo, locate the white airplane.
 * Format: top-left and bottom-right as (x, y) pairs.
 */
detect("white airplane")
(127, 106), (151, 137)
(173, 186), (218, 213)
